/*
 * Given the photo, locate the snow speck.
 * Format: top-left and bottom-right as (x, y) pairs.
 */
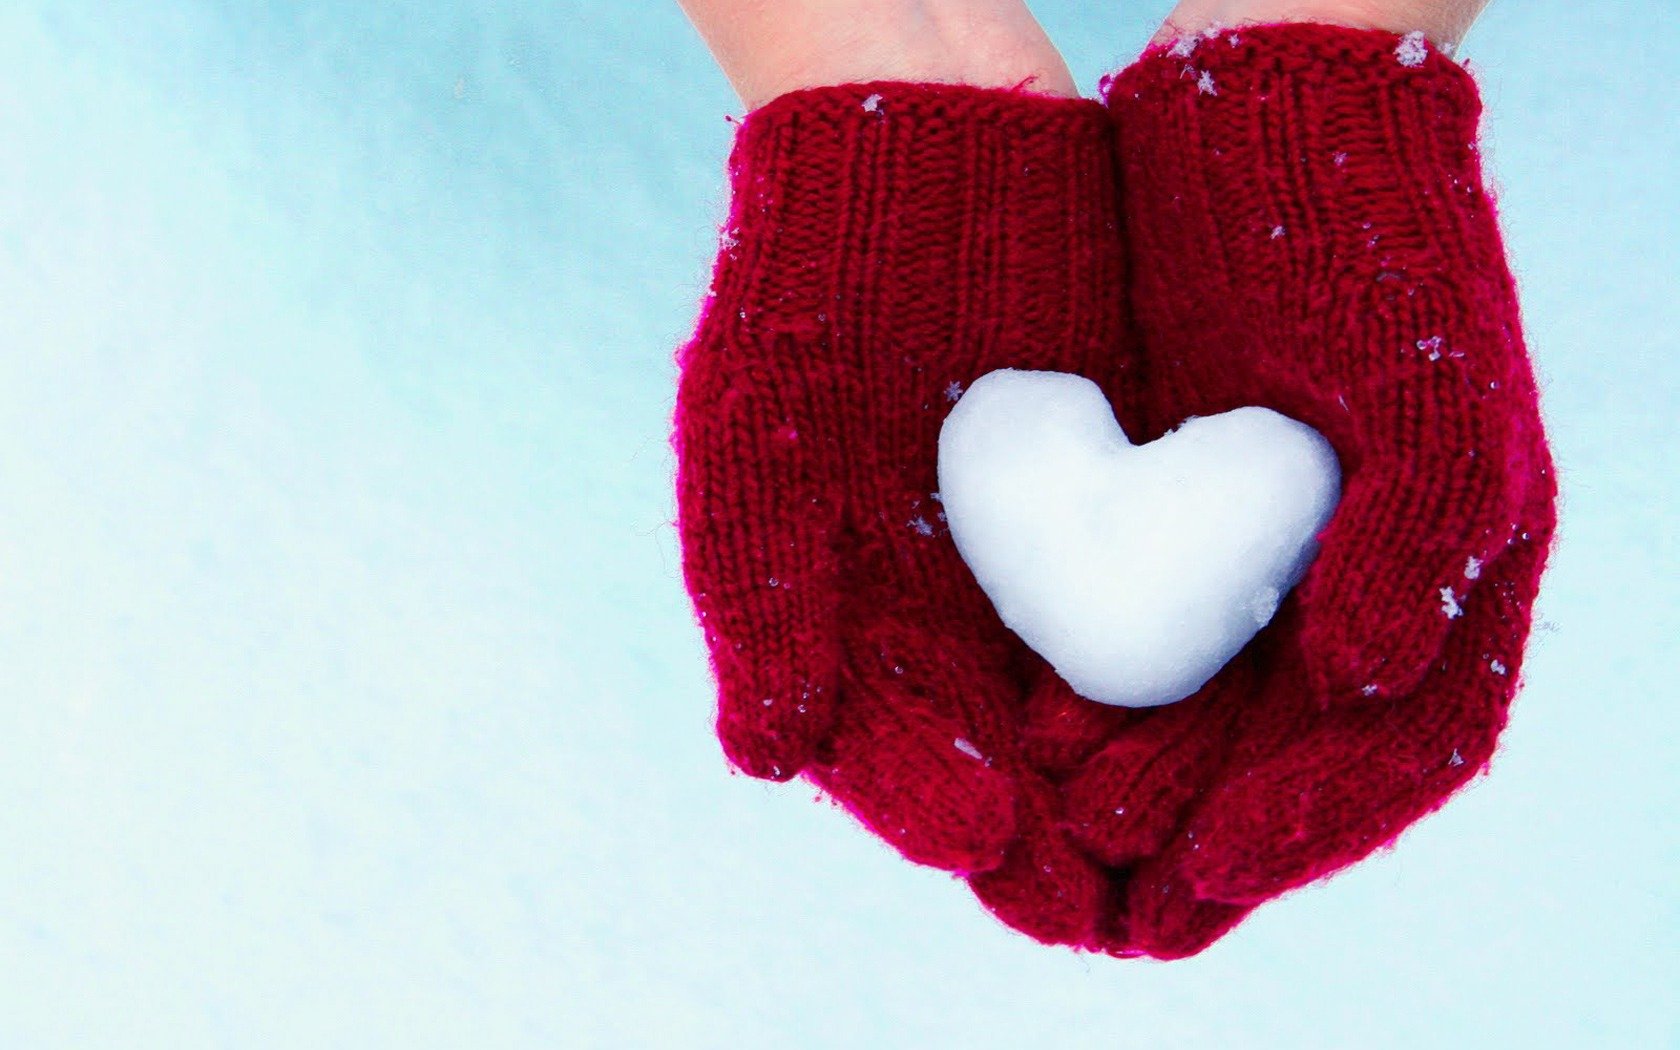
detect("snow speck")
(1490, 658), (1508, 675)
(1464, 556), (1483, 580)
(1271, 225), (1286, 239)
(1197, 70), (1218, 96)
(1362, 684), (1380, 697)
(1168, 35), (1198, 59)
(1448, 748), (1465, 767)
(1440, 587), (1464, 619)
(1396, 31), (1430, 68)
(767, 577), (780, 588)
(1418, 335), (1445, 361)
(953, 737), (984, 761)
(945, 381), (965, 403)
(1247, 586), (1282, 626)
(861, 93), (883, 114)
(1333, 151), (1349, 167)
(761, 698), (773, 707)
(908, 516), (934, 537)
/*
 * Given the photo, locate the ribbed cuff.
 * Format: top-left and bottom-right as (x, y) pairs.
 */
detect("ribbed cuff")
(707, 82), (1121, 355)
(1106, 22), (1480, 133)
(1104, 23), (1489, 266)
(1103, 23), (1518, 401)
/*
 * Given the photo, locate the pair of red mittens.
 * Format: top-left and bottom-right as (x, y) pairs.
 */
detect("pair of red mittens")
(674, 23), (1555, 958)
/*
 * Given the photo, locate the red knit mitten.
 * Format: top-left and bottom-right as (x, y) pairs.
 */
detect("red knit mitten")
(1061, 24), (1557, 957)
(675, 83), (1136, 898)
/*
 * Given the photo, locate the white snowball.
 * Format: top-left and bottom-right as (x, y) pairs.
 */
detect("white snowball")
(937, 369), (1342, 708)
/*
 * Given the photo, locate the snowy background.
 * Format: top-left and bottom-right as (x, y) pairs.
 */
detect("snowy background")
(1, 1), (1674, 1046)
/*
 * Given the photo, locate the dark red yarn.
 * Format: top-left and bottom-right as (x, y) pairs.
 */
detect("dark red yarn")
(673, 82), (1135, 875)
(674, 24), (1556, 961)
(1057, 23), (1557, 957)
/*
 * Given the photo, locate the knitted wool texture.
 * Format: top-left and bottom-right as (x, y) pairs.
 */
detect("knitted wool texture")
(675, 26), (1558, 961)
(1049, 24), (1558, 958)
(674, 83), (1138, 881)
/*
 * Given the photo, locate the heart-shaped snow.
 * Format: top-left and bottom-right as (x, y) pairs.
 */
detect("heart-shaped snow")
(937, 369), (1342, 708)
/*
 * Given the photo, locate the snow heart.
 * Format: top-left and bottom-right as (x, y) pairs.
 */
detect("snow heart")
(937, 369), (1342, 708)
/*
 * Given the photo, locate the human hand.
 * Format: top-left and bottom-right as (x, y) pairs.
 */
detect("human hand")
(673, 6), (1556, 958)
(1054, 22), (1556, 957)
(1155, 0), (1490, 47)
(673, 75), (1142, 900)
(676, 0), (1078, 108)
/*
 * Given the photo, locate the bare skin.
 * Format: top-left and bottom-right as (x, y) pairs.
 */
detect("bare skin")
(675, 0), (1079, 108)
(676, 0), (1491, 110)
(1156, 0), (1489, 48)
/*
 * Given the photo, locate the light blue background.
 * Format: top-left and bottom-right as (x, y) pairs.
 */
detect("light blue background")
(1, 1), (1674, 1046)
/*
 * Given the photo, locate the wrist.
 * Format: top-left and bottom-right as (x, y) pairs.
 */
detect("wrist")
(680, 1), (1079, 110)
(744, 20), (1079, 107)
(1157, 0), (1487, 49)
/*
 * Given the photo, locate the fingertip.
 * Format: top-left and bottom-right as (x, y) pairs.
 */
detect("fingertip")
(1125, 857), (1254, 960)
(1293, 412), (1525, 703)
(1063, 751), (1186, 867)
(1061, 670), (1249, 864)
(811, 696), (1021, 874)
(717, 708), (819, 782)
(1296, 568), (1457, 704)
(970, 781), (1115, 947)
(713, 652), (839, 781)
(832, 760), (1016, 874)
